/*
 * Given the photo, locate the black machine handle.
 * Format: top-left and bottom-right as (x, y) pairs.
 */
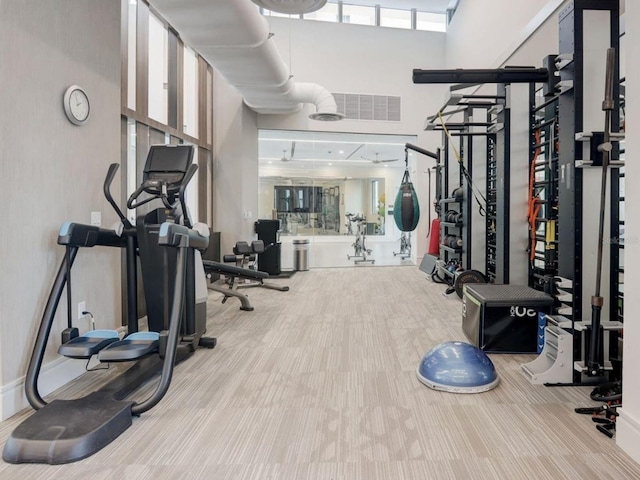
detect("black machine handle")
(158, 222), (209, 250)
(126, 182), (156, 210)
(104, 164), (132, 229)
(179, 163), (198, 229)
(25, 247), (80, 410)
(132, 243), (188, 415)
(602, 47), (616, 112)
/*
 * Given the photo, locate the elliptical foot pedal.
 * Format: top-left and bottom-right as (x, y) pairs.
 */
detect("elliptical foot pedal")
(58, 330), (120, 359)
(98, 332), (159, 362)
(2, 391), (133, 464)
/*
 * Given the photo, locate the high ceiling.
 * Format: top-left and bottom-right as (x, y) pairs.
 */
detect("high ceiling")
(327, 0), (455, 14)
(259, 130), (417, 169)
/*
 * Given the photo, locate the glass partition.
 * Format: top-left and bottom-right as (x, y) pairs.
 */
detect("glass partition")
(259, 130), (419, 267)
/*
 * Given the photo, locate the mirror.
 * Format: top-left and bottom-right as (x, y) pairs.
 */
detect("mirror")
(258, 129), (417, 240)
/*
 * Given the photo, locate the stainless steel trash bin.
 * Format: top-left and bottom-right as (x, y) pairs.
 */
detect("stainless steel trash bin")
(293, 239), (310, 271)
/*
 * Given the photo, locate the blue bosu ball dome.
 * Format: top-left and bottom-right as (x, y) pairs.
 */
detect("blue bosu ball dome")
(416, 341), (499, 393)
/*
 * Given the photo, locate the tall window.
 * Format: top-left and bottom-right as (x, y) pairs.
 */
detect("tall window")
(148, 12), (168, 123)
(183, 47), (199, 138)
(127, 0), (137, 109)
(121, 0), (214, 226)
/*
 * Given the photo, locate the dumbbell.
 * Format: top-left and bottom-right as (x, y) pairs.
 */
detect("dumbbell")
(445, 235), (463, 249)
(444, 210), (463, 224)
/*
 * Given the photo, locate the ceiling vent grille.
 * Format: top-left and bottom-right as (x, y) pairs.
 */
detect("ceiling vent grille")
(333, 93), (401, 122)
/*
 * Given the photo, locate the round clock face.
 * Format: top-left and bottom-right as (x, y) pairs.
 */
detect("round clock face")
(63, 85), (90, 125)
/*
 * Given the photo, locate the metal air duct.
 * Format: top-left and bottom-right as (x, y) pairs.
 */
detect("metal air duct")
(149, 0), (343, 121)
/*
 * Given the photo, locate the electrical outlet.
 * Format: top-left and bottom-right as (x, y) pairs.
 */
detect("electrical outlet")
(91, 211), (102, 226)
(78, 301), (86, 320)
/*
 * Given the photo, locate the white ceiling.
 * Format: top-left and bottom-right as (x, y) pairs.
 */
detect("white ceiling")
(259, 130), (418, 169)
(327, 0), (454, 13)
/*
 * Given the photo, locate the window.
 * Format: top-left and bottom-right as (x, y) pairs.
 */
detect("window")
(206, 69), (213, 144)
(380, 8), (411, 29)
(127, 0), (137, 109)
(303, 3), (339, 22)
(183, 47), (199, 138)
(343, 4), (375, 26)
(126, 119), (137, 223)
(148, 13), (168, 123)
(417, 11), (447, 32)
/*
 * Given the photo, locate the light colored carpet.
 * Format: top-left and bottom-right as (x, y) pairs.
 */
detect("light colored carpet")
(0, 266), (637, 479)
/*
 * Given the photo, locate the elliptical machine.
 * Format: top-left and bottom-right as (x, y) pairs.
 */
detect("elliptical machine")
(3, 145), (214, 464)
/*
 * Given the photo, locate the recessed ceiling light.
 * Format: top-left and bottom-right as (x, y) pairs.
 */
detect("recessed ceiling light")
(328, 163), (332, 166)
(339, 150), (344, 154)
(385, 164), (388, 167)
(268, 161), (272, 164)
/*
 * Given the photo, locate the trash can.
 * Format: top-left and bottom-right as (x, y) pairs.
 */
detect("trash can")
(293, 239), (310, 271)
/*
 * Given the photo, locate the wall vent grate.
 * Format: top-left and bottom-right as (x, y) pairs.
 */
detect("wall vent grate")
(333, 93), (401, 121)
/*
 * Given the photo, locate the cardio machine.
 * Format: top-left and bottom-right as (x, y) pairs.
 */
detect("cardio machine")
(347, 215), (374, 264)
(393, 231), (412, 258)
(3, 145), (214, 464)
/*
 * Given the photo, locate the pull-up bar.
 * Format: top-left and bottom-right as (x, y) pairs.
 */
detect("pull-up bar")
(405, 143), (439, 160)
(412, 67), (550, 85)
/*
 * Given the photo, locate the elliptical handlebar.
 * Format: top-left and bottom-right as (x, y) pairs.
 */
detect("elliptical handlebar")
(179, 163), (198, 229)
(104, 164), (133, 229)
(125, 162), (198, 227)
(126, 180), (164, 210)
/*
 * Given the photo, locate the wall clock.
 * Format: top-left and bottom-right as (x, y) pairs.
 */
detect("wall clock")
(63, 85), (90, 126)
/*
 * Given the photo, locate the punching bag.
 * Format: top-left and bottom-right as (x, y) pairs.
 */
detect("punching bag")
(428, 218), (440, 256)
(394, 169), (420, 231)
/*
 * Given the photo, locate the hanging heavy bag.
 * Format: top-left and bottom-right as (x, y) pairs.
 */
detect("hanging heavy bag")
(394, 169), (420, 232)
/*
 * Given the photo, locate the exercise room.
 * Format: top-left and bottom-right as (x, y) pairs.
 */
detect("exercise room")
(0, 1), (639, 478)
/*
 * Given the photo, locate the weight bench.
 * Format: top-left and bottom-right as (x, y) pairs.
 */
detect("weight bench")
(224, 241), (289, 293)
(203, 240), (289, 311)
(202, 260), (268, 311)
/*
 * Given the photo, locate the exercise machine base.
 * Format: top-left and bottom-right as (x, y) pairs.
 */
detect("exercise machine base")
(3, 392), (133, 464)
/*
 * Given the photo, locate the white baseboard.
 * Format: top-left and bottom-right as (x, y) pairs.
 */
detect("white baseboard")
(617, 409), (640, 463)
(0, 357), (88, 421)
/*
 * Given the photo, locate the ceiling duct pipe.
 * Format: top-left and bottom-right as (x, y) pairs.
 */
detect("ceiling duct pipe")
(250, 0), (327, 14)
(246, 82), (345, 120)
(149, 0), (343, 121)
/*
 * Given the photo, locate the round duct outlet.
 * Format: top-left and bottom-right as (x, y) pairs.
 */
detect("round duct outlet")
(251, 0), (327, 14)
(309, 112), (345, 121)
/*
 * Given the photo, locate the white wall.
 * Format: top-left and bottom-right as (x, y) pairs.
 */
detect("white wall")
(0, 1), (121, 418)
(257, 18), (447, 258)
(446, 0), (566, 68)
(617, 1), (640, 463)
(213, 71), (260, 255)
